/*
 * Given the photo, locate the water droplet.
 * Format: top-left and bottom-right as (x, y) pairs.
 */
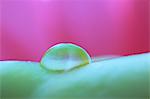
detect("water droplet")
(40, 43), (91, 72)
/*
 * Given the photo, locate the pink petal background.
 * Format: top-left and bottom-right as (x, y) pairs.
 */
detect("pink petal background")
(1, 0), (149, 61)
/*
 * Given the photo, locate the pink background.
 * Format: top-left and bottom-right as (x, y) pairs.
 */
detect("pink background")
(1, 0), (149, 61)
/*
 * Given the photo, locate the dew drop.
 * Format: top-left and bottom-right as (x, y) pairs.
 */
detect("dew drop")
(40, 43), (91, 72)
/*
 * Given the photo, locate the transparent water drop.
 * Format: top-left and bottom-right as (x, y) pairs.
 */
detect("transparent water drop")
(40, 43), (91, 72)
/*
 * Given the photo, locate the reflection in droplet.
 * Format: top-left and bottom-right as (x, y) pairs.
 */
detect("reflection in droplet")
(40, 43), (91, 72)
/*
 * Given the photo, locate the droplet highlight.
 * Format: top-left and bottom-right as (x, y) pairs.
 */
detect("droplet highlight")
(40, 43), (91, 72)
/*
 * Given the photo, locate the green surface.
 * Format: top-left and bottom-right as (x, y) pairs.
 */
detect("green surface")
(0, 53), (150, 99)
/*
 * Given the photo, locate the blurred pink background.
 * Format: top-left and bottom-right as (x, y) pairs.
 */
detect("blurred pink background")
(1, 0), (149, 61)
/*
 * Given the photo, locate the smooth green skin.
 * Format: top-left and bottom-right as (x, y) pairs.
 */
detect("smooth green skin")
(0, 53), (150, 99)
